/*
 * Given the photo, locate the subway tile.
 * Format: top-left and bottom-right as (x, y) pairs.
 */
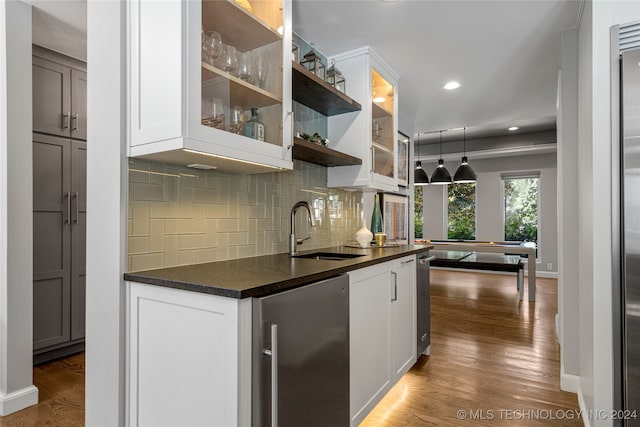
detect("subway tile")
(218, 218), (239, 232)
(132, 182), (164, 202)
(129, 253), (165, 272)
(193, 248), (217, 264)
(149, 220), (164, 252)
(179, 234), (207, 250)
(178, 250), (195, 266)
(131, 201), (149, 236)
(128, 236), (149, 254)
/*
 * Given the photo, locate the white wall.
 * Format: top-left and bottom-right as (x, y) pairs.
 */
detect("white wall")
(420, 153), (558, 273)
(31, 2), (86, 61)
(85, 1), (127, 425)
(0, 0), (38, 415)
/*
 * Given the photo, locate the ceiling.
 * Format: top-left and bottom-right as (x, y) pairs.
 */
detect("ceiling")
(293, 0), (582, 141)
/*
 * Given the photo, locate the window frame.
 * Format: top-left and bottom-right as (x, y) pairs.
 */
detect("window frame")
(501, 172), (541, 261)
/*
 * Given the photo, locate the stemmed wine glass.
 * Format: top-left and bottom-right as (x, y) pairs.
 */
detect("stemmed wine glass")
(201, 31), (222, 65)
(219, 44), (238, 73)
(236, 51), (253, 82)
(253, 53), (267, 89)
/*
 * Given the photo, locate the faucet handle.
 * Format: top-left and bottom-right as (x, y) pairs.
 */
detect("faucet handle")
(296, 235), (312, 245)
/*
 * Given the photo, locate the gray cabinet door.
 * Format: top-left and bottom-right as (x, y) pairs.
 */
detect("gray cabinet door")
(70, 141), (86, 340)
(33, 133), (71, 350)
(33, 57), (70, 138)
(70, 70), (87, 141)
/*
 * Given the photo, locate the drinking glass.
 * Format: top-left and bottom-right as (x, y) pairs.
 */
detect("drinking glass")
(236, 51), (253, 82)
(253, 53), (267, 89)
(201, 97), (225, 130)
(229, 106), (246, 134)
(219, 44), (238, 73)
(201, 31), (222, 64)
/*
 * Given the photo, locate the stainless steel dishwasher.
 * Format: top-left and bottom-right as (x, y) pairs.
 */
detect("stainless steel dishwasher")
(417, 253), (436, 356)
(252, 274), (349, 427)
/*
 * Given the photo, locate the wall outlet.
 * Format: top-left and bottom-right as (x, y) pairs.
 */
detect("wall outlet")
(547, 262), (553, 270)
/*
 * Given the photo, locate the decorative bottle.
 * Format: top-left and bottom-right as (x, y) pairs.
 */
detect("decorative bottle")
(245, 107), (265, 141)
(371, 194), (383, 234)
(355, 219), (373, 248)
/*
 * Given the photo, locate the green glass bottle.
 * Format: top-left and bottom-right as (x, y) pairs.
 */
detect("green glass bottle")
(371, 194), (383, 234)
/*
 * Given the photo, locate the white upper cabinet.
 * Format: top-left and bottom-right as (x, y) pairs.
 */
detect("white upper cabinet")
(327, 46), (399, 192)
(127, 0), (293, 173)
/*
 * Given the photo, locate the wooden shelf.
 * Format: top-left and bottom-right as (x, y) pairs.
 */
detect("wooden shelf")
(372, 102), (392, 119)
(292, 62), (361, 116)
(202, 0), (281, 52)
(293, 137), (362, 167)
(202, 62), (281, 109)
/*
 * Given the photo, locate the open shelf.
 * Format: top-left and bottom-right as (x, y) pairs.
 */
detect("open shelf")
(292, 62), (361, 116)
(202, 62), (282, 108)
(372, 102), (392, 119)
(202, 0), (282, 53)
(293, 137), (362, 167)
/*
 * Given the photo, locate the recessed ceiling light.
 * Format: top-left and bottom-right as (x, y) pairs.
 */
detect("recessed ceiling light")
(508, 126), (519, 131)
(443, 81), (461, 90)
(373, 96), (386, 103)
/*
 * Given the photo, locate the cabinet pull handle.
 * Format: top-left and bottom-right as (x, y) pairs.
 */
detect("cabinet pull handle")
(63, 192), (70, 224)
(72, 192), (79, 224)
(401, 259), (415, 265)
(391, 271), (398, 301)
(62, 112), (70, 130)
(262, 324), (278, 427)
(71, 113), (79, 131)
(370, 146), (375, 173)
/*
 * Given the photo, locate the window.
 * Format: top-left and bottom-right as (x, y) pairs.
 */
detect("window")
(414, 185), (423, 239)
(448, 183), (476, 239)
(503, 175), (539, 244)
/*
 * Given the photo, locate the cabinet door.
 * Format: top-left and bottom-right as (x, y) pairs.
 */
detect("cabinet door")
(391, 258), (417, 380)
(70, 141), (86, 340)
(33, 133), (71, 350)
(33, 57), (71, 138)
(349, 266), (391, 426)
(71, 69), (87, 141)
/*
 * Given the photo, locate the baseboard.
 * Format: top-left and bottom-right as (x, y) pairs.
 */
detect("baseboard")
(555, 313), (560, 344)
(560, 371), (580, 393)
(0, 385), (38, 416)
(534, 271), (559, 279)
(577, 386), (590, 427)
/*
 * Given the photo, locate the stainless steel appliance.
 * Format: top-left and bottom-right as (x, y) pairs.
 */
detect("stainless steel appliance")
(614, 22), (640, 425)
(252, 274), (350, 427)
(417, 252), (435, 356)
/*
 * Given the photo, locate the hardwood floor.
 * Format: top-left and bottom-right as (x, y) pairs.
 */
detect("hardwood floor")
(0, 352), (84, 426)
(361, 269), (581, 426)
(0, 270), (578, 426)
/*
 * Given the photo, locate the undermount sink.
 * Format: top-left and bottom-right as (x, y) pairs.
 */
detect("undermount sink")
(292, 252), (366, 261)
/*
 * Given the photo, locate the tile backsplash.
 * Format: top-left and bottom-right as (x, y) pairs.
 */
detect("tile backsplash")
(128, 158), (364, 271)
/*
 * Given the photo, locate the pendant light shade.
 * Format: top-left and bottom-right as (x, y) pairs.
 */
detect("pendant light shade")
(454, 127), (477, 183)
(414, 161), (430, 185)
(414, 134), (429, 185)
(431, 131), (452, 185)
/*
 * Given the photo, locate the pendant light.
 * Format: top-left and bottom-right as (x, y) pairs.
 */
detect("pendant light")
(414, 133), (430, 185)
(430, 130), (452, 185)
(454, 127), (477, 183)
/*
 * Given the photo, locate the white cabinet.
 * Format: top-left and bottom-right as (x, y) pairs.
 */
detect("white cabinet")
(327, 47), (399, 191)
(127, 0), (293, 174)
(348, 255), (416, 426)
(126, 281), (252, 427)
(390, 257), (417, 381)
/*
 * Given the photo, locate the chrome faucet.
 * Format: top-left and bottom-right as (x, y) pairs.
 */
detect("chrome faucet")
(290, 201), (316, 256)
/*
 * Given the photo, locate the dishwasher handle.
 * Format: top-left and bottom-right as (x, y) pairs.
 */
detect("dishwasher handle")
(419, 255), (436, 265)
(262, 324), (278, 427)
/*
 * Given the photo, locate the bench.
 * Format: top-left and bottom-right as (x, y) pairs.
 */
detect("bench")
(430, 250), (526, 301)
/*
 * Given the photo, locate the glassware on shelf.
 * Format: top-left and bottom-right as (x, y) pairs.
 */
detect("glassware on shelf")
(253, 53), (268, 89)
(201, 97), (226, 130)
(229, 105), (246, 134)
(236, 51), (253, 82)
(218, 44), (238, 73)
(201, 31), (222, 65)
(372, 120), (382, 142)
(244, 107), (265, 141)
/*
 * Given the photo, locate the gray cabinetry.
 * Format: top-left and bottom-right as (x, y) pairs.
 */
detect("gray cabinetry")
(32, 47), (87, 363)
(32, 47), (86, 141)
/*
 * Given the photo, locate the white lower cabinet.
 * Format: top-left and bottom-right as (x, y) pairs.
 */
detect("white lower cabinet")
(126, 282), (252, 427)
(348, 255), (417, 426)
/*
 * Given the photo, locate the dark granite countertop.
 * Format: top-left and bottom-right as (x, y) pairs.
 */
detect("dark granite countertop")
(124, 245), (432, 299)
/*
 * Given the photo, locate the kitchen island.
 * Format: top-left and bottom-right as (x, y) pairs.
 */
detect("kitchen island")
(125, 244), (431, 427)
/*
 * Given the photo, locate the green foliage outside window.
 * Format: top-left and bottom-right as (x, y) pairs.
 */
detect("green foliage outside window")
(414, 186), (423, 238)
(448, 183), (476, 239)
(504, 178), (538, 243)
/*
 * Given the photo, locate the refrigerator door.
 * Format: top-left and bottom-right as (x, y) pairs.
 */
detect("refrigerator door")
(253, 274), (350, 427)
(623, 47), (640, 424)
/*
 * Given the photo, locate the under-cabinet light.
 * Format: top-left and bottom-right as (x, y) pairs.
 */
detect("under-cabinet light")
(182, 149), (286, 170)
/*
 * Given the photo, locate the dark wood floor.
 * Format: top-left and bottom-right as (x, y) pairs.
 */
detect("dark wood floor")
(362, 269), (581, 426)
(0, 270), (579, 426)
